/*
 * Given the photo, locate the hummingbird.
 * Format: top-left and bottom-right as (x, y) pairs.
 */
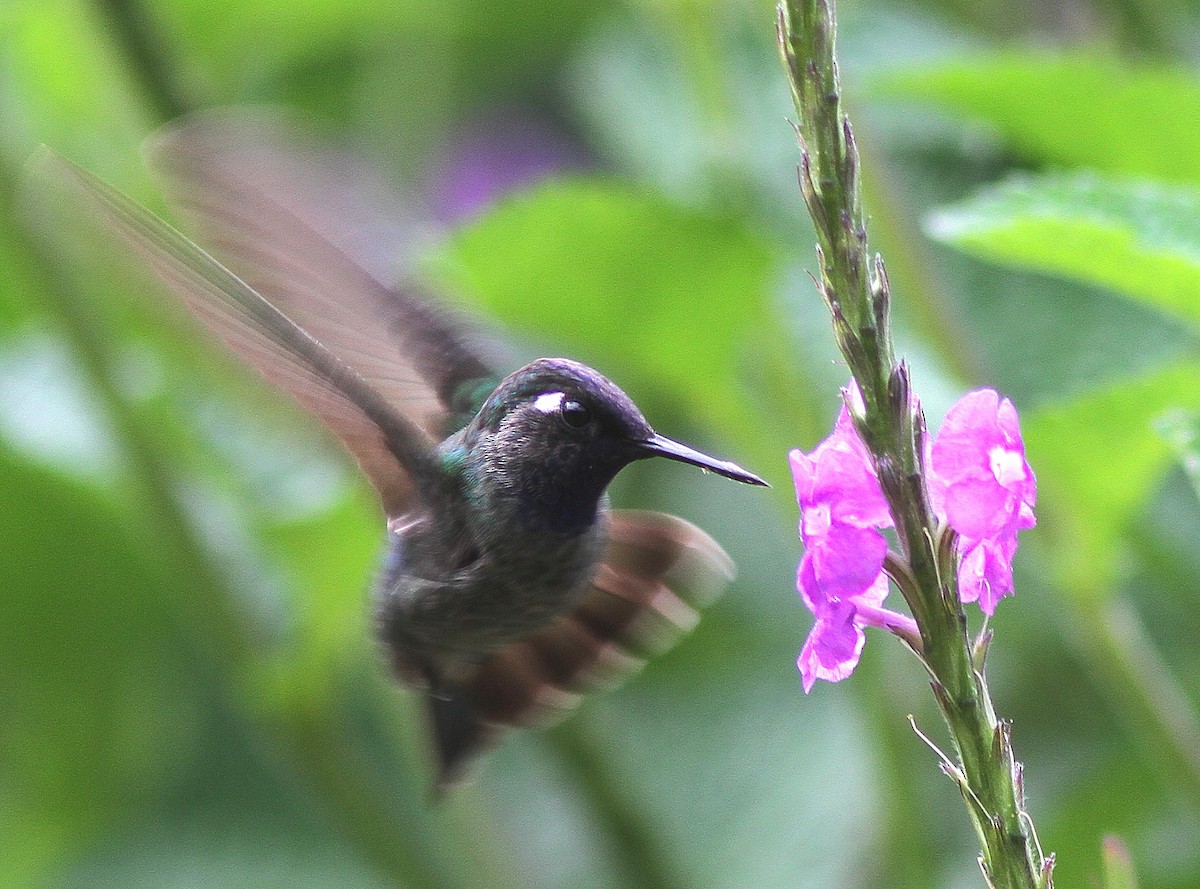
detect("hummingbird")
(37, 114), (767, 788)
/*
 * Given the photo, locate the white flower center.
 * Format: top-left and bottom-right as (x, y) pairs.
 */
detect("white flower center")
(989, 445), (1025, 487)
(803, 502), (832, 540)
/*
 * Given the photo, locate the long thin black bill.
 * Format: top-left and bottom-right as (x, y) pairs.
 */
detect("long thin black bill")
(640, 434), (768, 487)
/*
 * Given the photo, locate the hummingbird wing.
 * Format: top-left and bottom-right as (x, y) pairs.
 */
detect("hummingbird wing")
(33, 148), (443, 514)
(430, 510), (736, 788)
(145, 112), (503, 446)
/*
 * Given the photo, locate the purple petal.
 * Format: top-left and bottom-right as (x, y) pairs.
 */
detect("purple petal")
(796, 552), (824, 614)
(979, 536), (1018, 614)
(833, 402), (860, 436)
(996, 397), (1024, 449)
(1018, 501), (1037, 530)
(852, 571), (891, 610)
(1016, 446), (1038, 513)
(789, 448), (817, 506)
(989, 442), (1029, 490)
(926, 433), (947, 523)
(855, 600), (920, 638)
(809, 522), (889, 598)
(797, 608), (866, 693)
(957, 535), (1018, 615)
(957, 542), (986, 607)
(812, 438), (892, 529)
(942, 471), (1015, 539)
(792, 410), (892, 530)
(931, 389), (1003, 483)
(827, 456), (893, 529)
(930, 388), (1037, 554)
(851, 574), (921, 637)
(800, 501), (833, 547)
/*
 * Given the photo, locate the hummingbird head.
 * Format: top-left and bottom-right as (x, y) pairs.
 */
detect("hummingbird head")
(467, 358), (765, 531)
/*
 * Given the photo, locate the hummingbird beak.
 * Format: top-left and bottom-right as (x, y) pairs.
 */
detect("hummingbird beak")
(639, 434), (769, 487)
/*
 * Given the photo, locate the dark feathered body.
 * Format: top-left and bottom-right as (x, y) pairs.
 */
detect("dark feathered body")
(379, 507), (609, 669)
(377, 360), (628, 680)
(39, 115), (766, 790)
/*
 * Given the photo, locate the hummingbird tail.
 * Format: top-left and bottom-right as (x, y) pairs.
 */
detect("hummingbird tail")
(430, 511), (736, 789)
(426, 682), (501, 793)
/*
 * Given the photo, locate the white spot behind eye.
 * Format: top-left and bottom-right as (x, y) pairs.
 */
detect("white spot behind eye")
(533, 391), (565, 414)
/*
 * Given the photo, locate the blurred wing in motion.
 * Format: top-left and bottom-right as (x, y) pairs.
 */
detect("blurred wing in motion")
(146, 112), (502, 442)
(427, 510), (737, 789)
(31, 148), (441, 515)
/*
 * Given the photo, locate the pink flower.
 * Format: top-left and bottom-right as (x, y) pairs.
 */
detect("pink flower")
(789, 386), (1036, 690)
(928, 389), (1036, 615)
(790, 405), (916, 692)
(797, 570), (901, 691)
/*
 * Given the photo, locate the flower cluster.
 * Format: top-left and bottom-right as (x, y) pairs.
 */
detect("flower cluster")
(790, 405), (917, 692)
(927, 389), (1037, 615)
(790, 387), (1036, 691)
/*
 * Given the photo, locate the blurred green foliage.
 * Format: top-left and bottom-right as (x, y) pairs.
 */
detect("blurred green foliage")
(3, 0), (1200, 888)
(877, 54), (1200, 184)
(929, 173), (1200, 327)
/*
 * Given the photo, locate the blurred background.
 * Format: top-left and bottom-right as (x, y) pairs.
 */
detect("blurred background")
(3, 0), (1200, 887)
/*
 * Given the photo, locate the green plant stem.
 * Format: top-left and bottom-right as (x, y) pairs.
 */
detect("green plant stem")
(93, 0), (189, 120)
(278, 696), (463, 889)
(548, 717), (691, 889)
(1078, 596), (1200, 795)
(776, 1), (1051, 886)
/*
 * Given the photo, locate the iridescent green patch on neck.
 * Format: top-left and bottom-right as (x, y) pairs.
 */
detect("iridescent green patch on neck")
(439, 441), (469, 481)
(444, 376), (501, 435)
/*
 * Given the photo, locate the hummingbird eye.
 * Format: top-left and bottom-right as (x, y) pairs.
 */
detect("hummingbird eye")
(559, 399), (592, 429)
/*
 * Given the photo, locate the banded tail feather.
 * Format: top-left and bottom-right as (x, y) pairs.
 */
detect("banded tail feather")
(427, 510), (735, 789)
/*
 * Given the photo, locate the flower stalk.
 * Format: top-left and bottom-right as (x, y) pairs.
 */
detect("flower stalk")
(776, 1), (1053, 886)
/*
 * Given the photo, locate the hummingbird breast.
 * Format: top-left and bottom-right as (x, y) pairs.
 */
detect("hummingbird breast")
(375, 495), (611, 681)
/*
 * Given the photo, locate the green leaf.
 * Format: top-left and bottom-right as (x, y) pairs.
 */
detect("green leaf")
(927, 172), (1200, 333)
(434, 179), (779, 425)
(1024, 361), (1200, 593)
(0, 445), (196, 885)
(875, 53), (1200, 185)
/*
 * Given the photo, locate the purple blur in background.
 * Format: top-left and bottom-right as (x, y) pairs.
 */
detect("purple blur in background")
(426, 109), (590, 223)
